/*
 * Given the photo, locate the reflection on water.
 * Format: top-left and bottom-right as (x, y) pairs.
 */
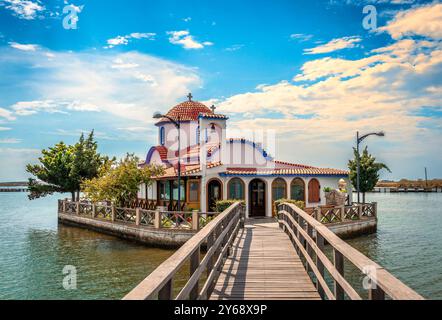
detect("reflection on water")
(0, 192), (441, 299)
(0, 193), (176, 299)
(343, 193), (442, 299)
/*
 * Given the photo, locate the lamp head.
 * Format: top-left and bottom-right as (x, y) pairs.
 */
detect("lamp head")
(153, 112), (163, 119)
(376, 131), (385, 137)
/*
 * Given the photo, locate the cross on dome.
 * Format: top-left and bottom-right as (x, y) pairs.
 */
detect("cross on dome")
(187, 92), (193, 101)
(210, 105), (216, 113)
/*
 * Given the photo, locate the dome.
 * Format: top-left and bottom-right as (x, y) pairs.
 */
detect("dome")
(157, 95), (213, 124)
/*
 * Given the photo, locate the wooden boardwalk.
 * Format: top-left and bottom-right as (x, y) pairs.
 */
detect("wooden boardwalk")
(210, 219), (320, 300)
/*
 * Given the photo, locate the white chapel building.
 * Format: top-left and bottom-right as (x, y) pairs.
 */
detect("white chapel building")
(138, 95), (351, 218)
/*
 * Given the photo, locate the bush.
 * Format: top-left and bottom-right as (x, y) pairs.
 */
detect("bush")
(323, 187), (332, 192)
(273, 198), (305, 216)
(215, 199), (245, 212)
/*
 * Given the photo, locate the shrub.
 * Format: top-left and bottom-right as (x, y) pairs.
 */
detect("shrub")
(215, 199), (245, 212)
(323, 187), (332, 192)
(273, 198), (305, 216)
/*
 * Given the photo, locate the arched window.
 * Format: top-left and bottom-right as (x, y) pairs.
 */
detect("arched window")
(160, 127), (165, 146)
(228, 178), (245, 200)
(308, 178), (320, 203)
(290, 178), (305, 201)
(272, 178), (287, 201)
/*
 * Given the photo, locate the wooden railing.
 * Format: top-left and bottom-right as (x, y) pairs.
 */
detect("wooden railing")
(58, 199), (218, 231)
(308, 203), (376, 224)
(123, 201), (245, 300)
(278, 202), (424, 300)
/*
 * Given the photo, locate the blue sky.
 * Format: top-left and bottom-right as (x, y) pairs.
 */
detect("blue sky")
(0, 0), (441, 181)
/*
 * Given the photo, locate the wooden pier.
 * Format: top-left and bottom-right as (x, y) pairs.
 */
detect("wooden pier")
(123, 201), (423, 300)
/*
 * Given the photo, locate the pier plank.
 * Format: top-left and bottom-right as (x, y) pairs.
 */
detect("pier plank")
(210, 221), (320, 300)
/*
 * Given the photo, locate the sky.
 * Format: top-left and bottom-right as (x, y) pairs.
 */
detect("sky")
(0, 0), (441, 181)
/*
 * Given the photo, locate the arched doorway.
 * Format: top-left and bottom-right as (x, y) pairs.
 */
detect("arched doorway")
(272, 178), (287, 216)
(249, 179), (266, 217)
(308, 178), (320, 203)
(291, 178), (305, 201)
(207, 179), (222, 212)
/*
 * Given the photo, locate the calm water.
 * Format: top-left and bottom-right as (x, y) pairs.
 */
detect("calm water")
(0, 192), (441, 299)
(0, 192), (176, 299)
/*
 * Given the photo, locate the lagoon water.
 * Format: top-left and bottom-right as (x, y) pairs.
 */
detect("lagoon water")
(0, 192), (441, 299)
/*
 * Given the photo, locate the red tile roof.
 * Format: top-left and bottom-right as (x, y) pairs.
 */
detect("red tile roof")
(224, 167), (348, 176)
(157, 162), (223, 178)
(157, 101), (212, 123)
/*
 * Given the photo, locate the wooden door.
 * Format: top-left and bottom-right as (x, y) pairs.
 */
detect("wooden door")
(249, 179), (266, 217)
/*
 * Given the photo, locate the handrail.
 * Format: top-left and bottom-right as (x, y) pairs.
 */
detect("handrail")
(123, 201), (245, 300)
(278, 203), (424, 300)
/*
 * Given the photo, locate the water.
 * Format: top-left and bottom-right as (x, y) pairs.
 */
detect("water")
(0, 192), (176, 300)
(344, 193), (442, 299)
(0, 192), (441, 299)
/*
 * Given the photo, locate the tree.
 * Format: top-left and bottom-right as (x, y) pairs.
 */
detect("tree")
(82, 153), (164, 206)
(26, 142), (77, 201)
(26, 131), (107, 201)
(348, 146), (391, 203)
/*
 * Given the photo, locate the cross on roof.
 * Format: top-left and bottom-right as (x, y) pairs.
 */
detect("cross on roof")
(210, 105), (216, 113)
(187, 92), (193, 101)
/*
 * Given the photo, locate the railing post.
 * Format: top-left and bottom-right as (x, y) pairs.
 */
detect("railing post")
(339, 205), (345, 222)
(154, 209), (161, 229)
(314, 207), (321, 222)
(316, 233), (325, 299)
(62, 199), (66, 213)
(358, 204), (363, 219)
(189, 247), (200, 299)
(334, 249), (344, 300)
(192, 210), (199, 230)
(135, 208), (141, 226)
(158, 280), (172, 300)
(207, 231), (214, 278)
(111, 204), (115, 222)
(76, 201), (80, 215)
(306, 223), (314, 273)
(369, 286), (385, 300)
(373, 202), (377, 218)
(240, 203), (245, 228)
(92, 203), (96, 218)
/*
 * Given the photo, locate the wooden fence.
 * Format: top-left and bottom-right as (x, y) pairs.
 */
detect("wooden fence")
(123, 201), (245, 300)
(58, 199), (217, 231)
(278, 202), (423, 300)
(305, 203), (377, 224)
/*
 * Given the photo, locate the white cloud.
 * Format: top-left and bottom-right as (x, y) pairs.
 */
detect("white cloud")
(0, 138), (21, 144)
(290, 33), (313, 42)
(167, 30), (213, 49)
(0, 107), (16, 120)
(105, 32), (156, 48)
(225, 44), (244, 52)
(379, 3), (442, 39)
(0, 47), (202, 122)
(1, 0), (44, 20)
(216, 31), (442, 178)
(0, 126), (11, 131)
(9, 42), (39, 51)
(304, 36), (362, 54)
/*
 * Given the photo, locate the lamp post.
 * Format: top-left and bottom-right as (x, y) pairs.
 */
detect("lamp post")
(356, 131), (385, 203)
(154, 112), (181, 211)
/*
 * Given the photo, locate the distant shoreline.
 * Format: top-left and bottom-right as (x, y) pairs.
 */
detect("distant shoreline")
(0, 182), (28, 187)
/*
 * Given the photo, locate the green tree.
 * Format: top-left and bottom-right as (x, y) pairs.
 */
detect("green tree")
(82, 153), (164, 206)
(26, 131), (107, 201)
(348, 146), (391, 203)
(26, 142), (77, 201)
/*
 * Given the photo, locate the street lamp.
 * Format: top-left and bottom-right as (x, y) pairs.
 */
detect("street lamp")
(356, 131), (385, 203)
(153, 112), (182, 211)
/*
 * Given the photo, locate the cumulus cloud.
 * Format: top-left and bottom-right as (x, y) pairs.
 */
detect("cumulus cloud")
(304, 36), (362, 54)
(0, 47), (202, 122)
(167, 30), (213, 49)
(379, 3), (442, 39)
(216, 28), (442, 175)
(1, 0), (44, 20)
(9, 42), (39, 51)
(105, 32), (156, 48)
